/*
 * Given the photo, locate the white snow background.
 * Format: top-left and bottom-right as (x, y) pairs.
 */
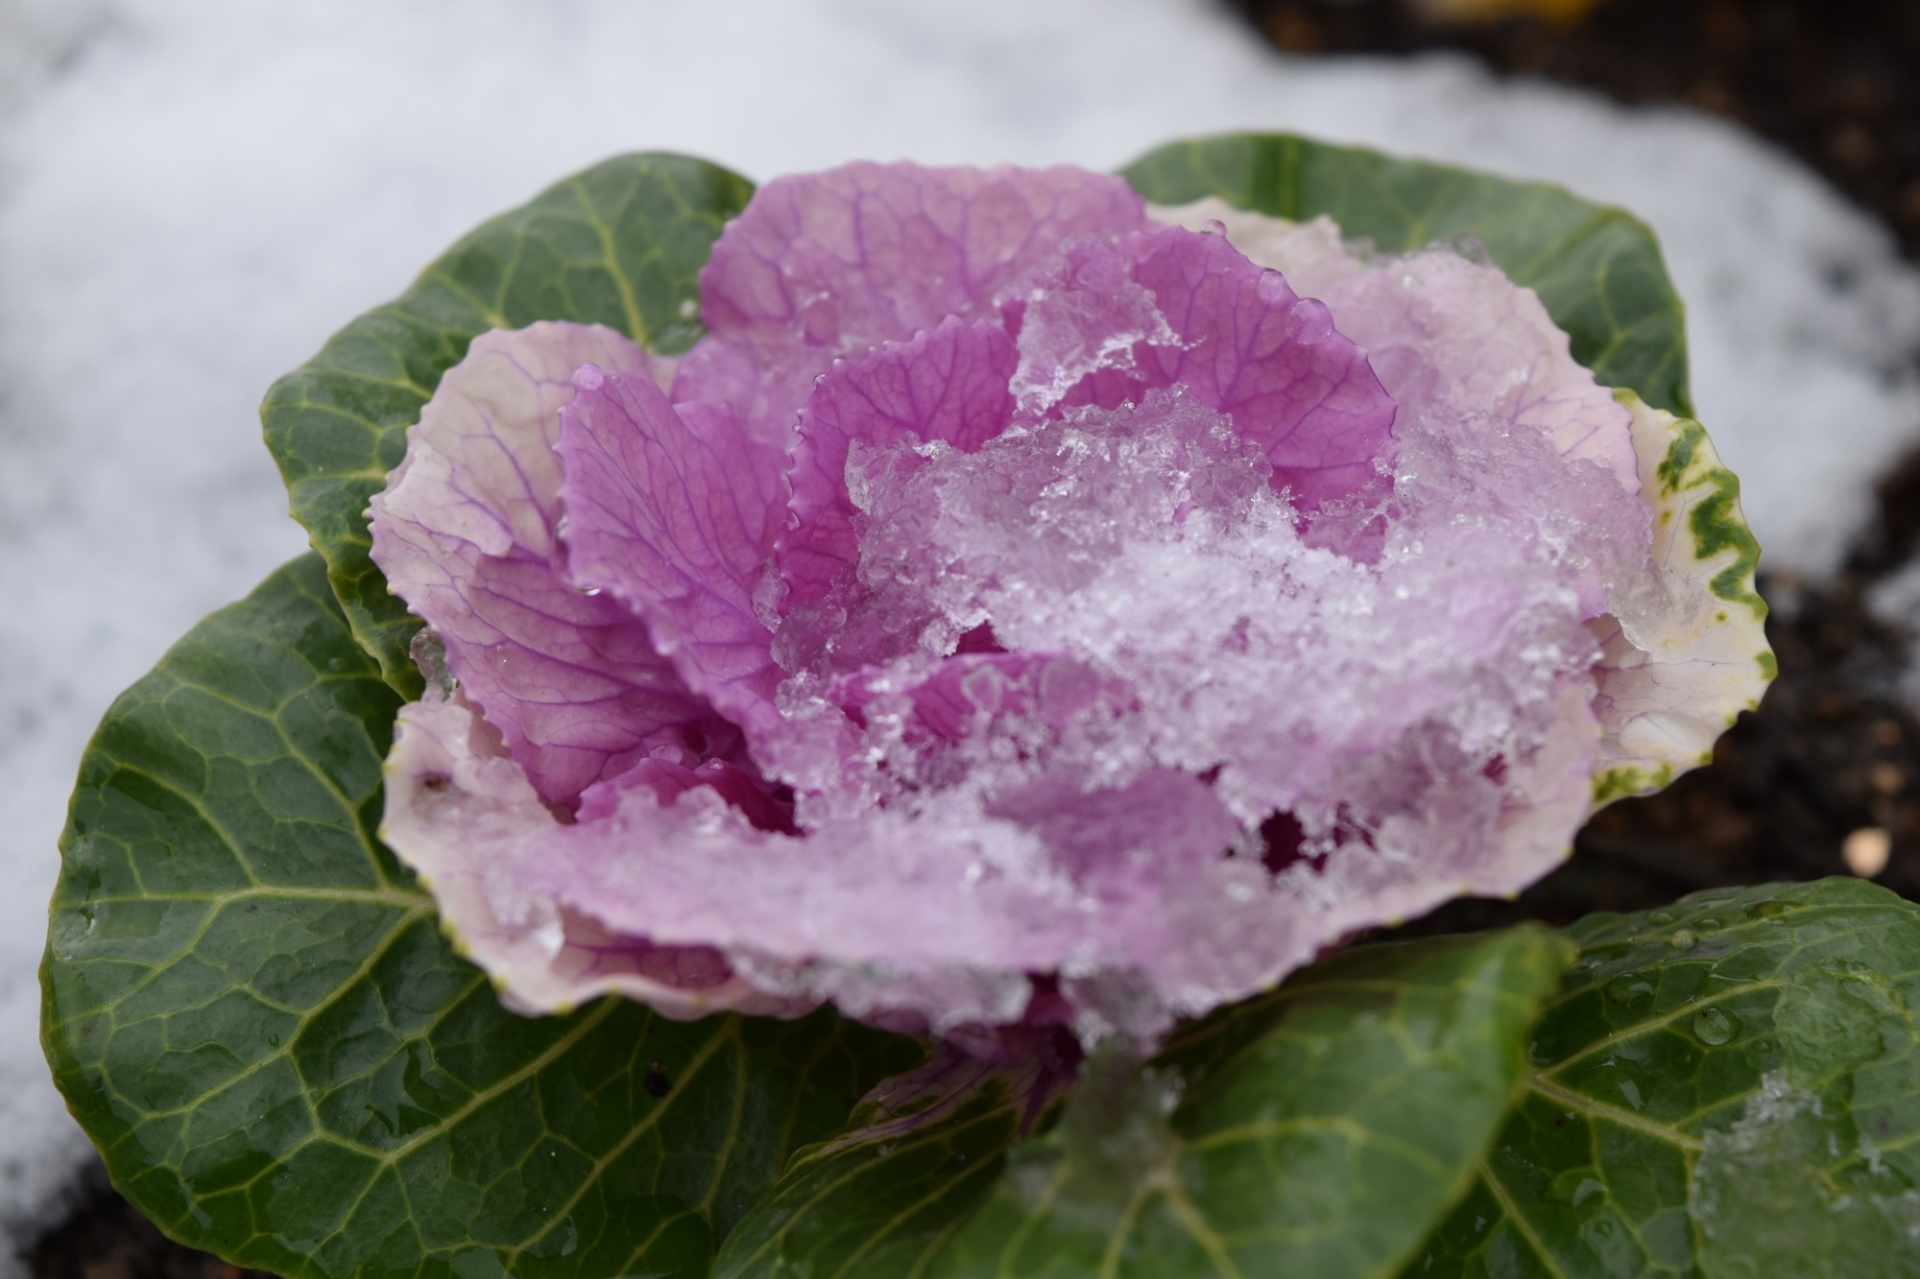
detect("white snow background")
(3, 0), (1918, 1263)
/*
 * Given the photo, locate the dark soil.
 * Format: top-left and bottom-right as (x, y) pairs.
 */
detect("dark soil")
(1230, 0), (1920, 256)
(24, 1), (1920, 1273)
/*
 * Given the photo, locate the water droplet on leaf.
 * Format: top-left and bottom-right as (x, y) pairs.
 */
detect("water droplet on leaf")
(1695, 1007), (1738, 1046)
(1671, 929), (1698, 951)
(1606, 974), (1654, 1004)
(1546, 1169), (1608, 1206)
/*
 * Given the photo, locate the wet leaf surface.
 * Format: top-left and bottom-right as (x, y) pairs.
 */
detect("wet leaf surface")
(715, 929), (1571, 1279)
(40, 554), (921, 1279)
(1406, 878), (1920, 1277)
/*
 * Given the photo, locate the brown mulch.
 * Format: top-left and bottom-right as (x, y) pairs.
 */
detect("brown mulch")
(24, 0), (1920, 1273)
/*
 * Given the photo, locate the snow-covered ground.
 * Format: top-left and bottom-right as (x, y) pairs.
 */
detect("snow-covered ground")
(3, 0), (1917, 1264)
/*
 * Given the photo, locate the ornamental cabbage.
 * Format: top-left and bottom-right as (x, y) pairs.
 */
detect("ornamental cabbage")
(369, 162), (1768, 1044)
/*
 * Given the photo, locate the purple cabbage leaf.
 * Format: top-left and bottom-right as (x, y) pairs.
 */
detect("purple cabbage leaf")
(371, 162), (1771, 1045)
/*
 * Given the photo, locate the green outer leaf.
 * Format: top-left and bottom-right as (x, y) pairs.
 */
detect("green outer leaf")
(41, 554), (922, 1279)
(709, 1050), (1049, 1279)
(1120, 133), (1692, 417)
(1405, 879), (1920, 1278)
(260, 154), (755, 696)
(716, 927), (1573, 1279)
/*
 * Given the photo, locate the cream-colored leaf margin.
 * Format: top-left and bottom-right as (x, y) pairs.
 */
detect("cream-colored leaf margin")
(1590, 390), (1773, 805)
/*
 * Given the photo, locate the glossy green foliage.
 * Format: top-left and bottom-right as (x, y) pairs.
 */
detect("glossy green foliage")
(709, 1049), (1049, 1278)
(41, 554), (922, 1279)
(260, 154), (754, 695)
(715, 928), (1572, 1278)
(1121, 133), (1692, 417)
(1406, 879), (1920, 1278)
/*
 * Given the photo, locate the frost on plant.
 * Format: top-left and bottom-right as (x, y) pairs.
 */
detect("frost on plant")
(1691, 1071), (1920, 1273)
(370, 162), (1770, 1044)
